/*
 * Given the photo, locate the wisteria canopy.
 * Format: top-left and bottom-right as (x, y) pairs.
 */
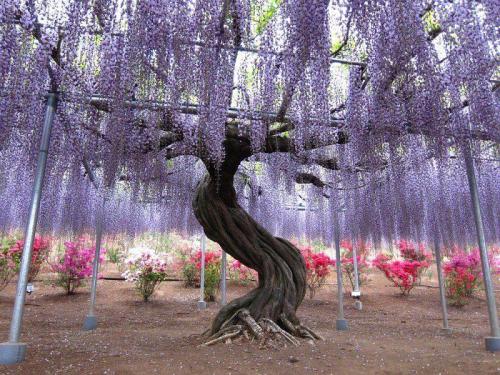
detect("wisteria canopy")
(0, 0), (498, 339)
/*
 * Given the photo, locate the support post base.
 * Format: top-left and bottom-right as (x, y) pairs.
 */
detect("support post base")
(82, 315), (97, 331)
(197, 300), (207, 310)
(0, 342), (27, 365)
(485, 337), (500, 352)
(336, 319), (348, 331)
(354, 300), (363, 310)
(440, 327), (452, 334)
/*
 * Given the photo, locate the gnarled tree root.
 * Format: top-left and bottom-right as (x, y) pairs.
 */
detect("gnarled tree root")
(201, 309), (322, 347)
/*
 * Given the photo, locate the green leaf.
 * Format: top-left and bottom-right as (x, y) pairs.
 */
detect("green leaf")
(254, 0), (283, 36)
(422, 10), (441, 38)
(254, 162), (264, 175)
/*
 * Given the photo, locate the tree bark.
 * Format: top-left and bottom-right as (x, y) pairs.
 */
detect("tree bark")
(193, 139), (307, 336)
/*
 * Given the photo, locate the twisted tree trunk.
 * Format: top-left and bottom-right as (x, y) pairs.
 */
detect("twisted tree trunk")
(193, 139), (318, 344)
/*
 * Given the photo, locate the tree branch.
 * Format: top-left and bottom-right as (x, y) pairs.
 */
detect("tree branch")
(265, 129), (348, 154)
(295, 172), (329, 188)
(330, 6), (354, 57)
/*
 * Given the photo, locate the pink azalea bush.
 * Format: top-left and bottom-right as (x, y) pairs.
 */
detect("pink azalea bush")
(443, 247), (500, 307)
(228, 260), (257, 286)
(51, 240), (105, 295)
(300, 245), (334, 299)
(373, 244), (431, 296)
(123, 248), (168, 302)
(339, 240), (370, 291)
(9, 236), (51, 282)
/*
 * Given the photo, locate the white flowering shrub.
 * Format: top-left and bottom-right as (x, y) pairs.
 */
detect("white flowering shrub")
(122, 248), (168, 302)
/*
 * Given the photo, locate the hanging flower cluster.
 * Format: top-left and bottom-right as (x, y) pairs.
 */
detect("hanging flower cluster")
(51, 240), (104, 295)
(373, 251), (430, 296)
(9, 235), (51, 283)
(300, 245), (334, 299)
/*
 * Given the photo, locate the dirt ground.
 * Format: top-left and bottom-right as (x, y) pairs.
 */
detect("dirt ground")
(0, 270), (499, 375)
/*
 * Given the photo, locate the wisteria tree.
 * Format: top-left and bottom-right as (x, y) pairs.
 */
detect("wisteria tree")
(0, 0), (498, 343)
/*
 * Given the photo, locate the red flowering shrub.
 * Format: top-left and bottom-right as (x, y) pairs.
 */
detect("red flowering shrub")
(398, 240), (432, 283)
(397, 240), (429, 262)
(9, 236), (51, 282)
(443, 247), (499, 307)
(181, 250), (221, 301)
(373, 253), (429, 295)
(229, 260), (257, 286)
(340, 240), (370, 291)
(300, 246), (334, 299)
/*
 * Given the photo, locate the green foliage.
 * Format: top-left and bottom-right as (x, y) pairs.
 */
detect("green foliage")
(330, 38), (356, 58)
(0, 235), (17, 254)
(94, 34), (103, 46)
(181, 262), (220, 301)
(137, 271), (167, 302)
(106, 246), (122, 264)
(311, 240), (328, 252)
(253, 0), (283, 35)
(0, 234), (19, 291)
(204, 262), (220, 302)
(181, 262), (198, 288)
(254, 161), (264, 175)
(422, 10), (441, 38)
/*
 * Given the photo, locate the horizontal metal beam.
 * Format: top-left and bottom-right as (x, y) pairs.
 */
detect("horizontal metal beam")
(69, 93), (345, 126)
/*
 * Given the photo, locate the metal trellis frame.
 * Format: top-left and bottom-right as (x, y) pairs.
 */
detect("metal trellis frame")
(0, 92), (58, 365)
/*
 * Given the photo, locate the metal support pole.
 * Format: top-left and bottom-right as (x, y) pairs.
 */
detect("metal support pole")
(83, 196), (106, 331)
(333, 210), (348, 330)
(0, 93), (58, 365)
(197, 233), (207, 310)
(433, 235), (451, 334)
(463, 144), (500, 352)
(220, 251), (227, 306)
(351, 242), (362, 311)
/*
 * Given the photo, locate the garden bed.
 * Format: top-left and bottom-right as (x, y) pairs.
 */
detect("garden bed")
(0, 271), (498, 374)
